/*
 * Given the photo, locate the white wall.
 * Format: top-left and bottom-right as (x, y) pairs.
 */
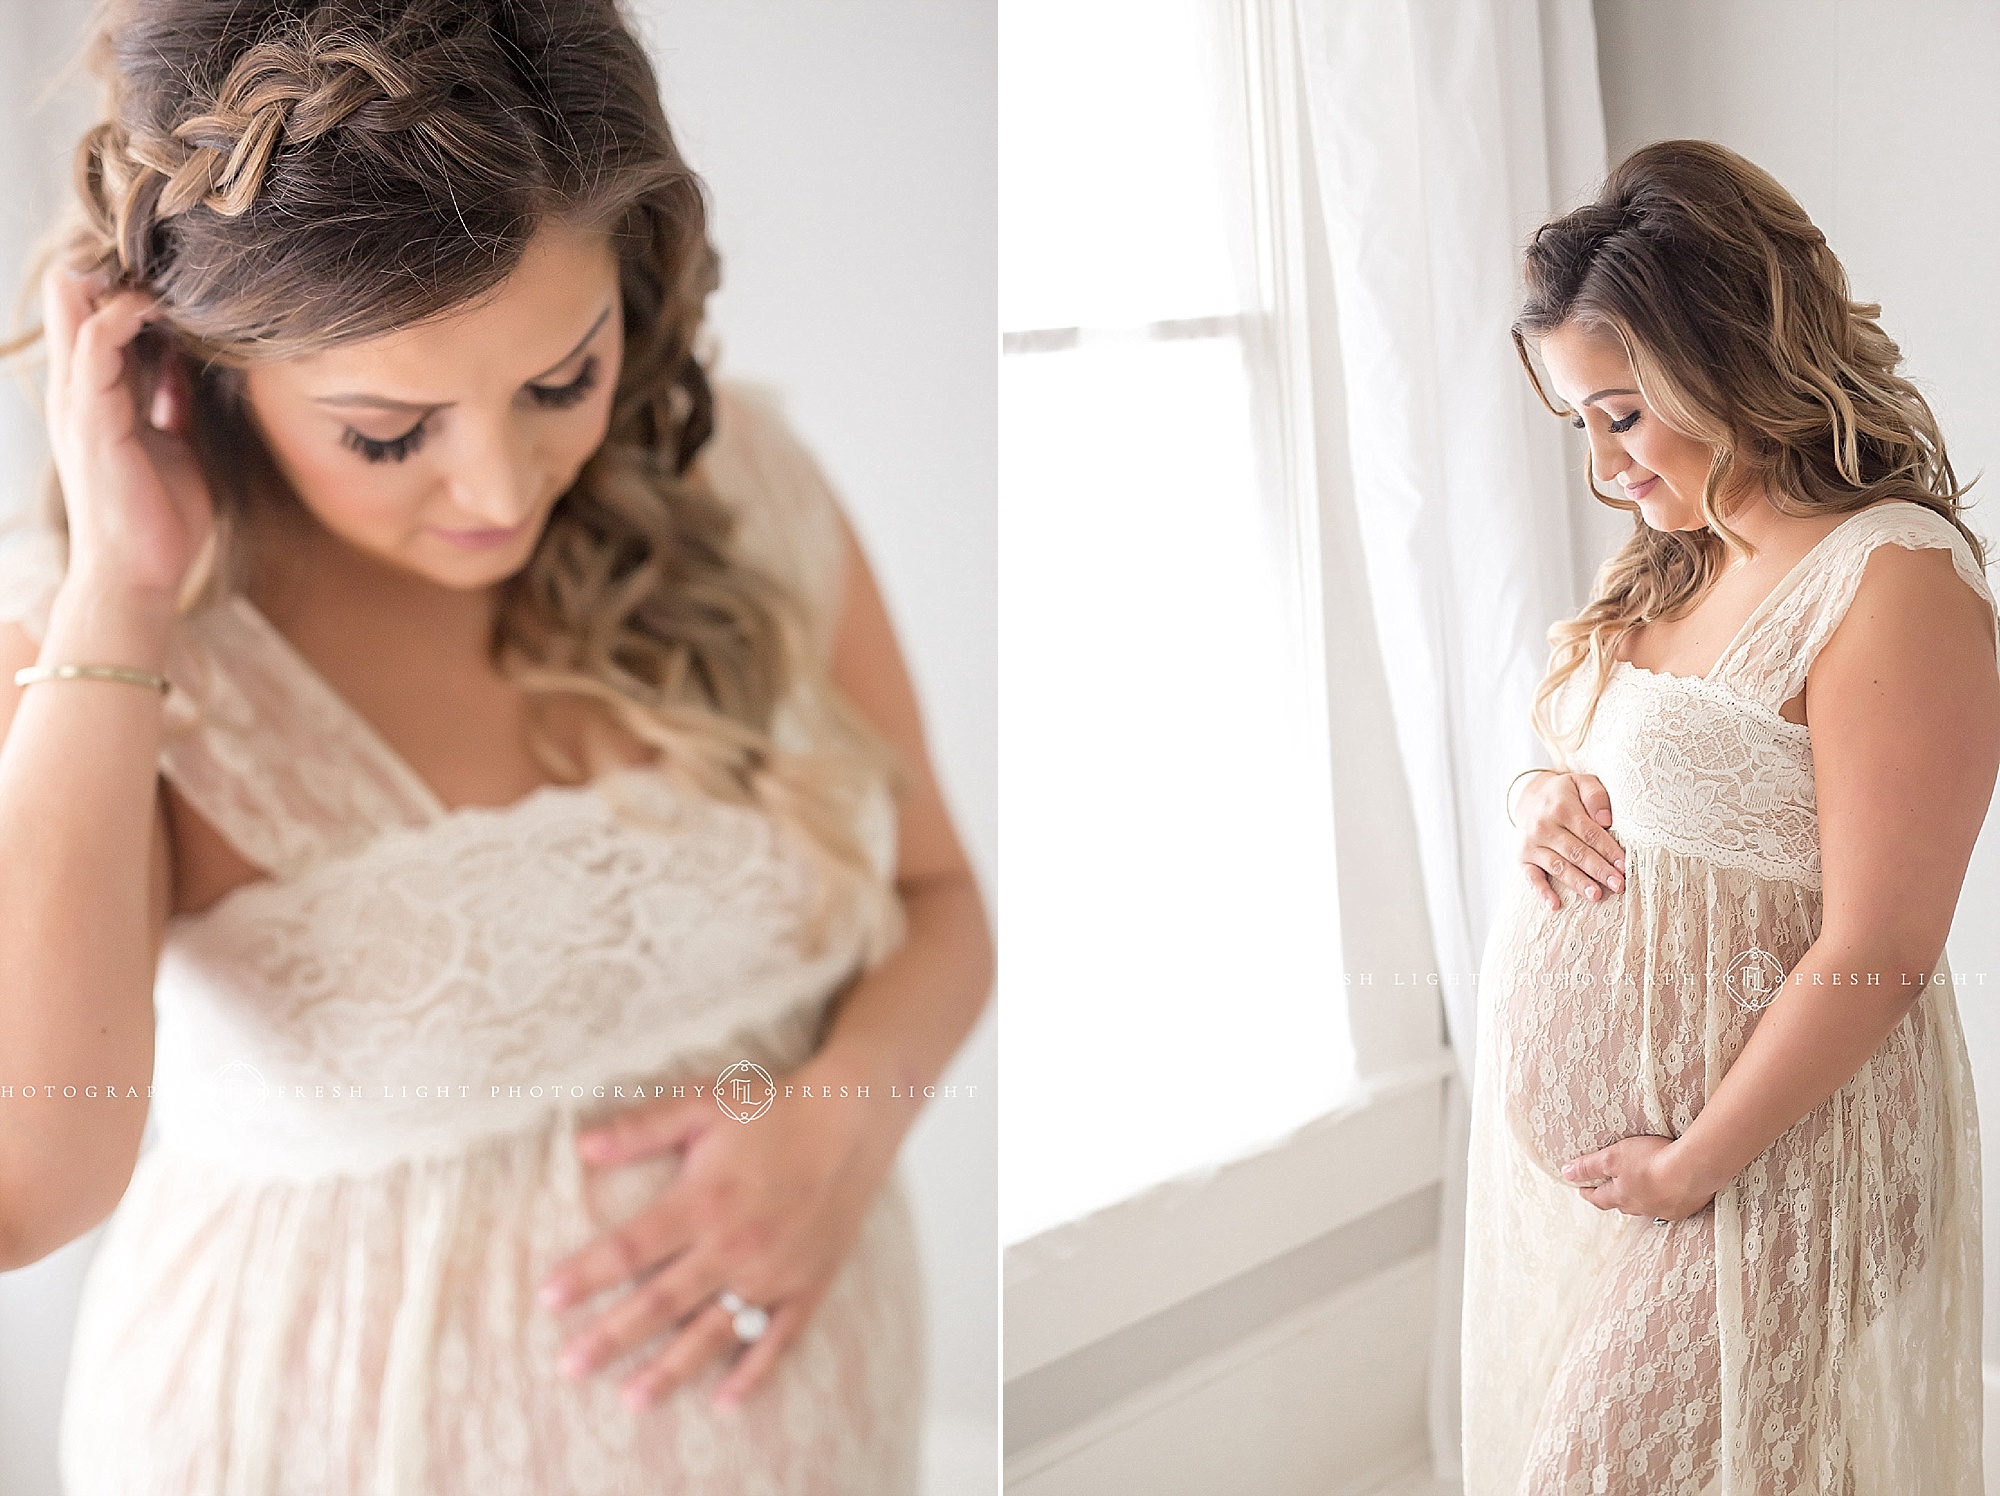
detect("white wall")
(1593, 0), (2000, 1361)
(637, 7), (998, 1484)
(0, 3), (997, 1492)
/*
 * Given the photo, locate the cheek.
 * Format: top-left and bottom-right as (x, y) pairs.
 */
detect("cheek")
(1631, 424), (1709, 487)
(255, 408), (432, 536)
(540, 391), (617, 477)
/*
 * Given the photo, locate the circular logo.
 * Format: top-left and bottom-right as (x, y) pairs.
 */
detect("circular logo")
(1725, 947), (1787, 1013)
(211, 1060), (269, 1123)
(714, 1060), (776, 1124)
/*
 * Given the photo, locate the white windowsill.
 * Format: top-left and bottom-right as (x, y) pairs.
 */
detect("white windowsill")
(1005, 1048), (1458, 1379)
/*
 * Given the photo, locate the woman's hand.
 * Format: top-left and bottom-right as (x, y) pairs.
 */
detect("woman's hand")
(1514, 769), (1627, 912)
(536, 1055), (905, 1412)
(40, 264), (214, 601)
(1560, 1135), (1716, 1221)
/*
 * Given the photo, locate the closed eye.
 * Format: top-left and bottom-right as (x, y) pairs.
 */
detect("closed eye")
(1568, 409), (1643, 434)
(527, 356), (600, 410)
(342, 419), (429, 464)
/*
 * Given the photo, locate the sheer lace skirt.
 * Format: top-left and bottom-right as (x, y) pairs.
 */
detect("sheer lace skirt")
(1462, 843), (1982, 1495)
(58, 1114), (927, 1496)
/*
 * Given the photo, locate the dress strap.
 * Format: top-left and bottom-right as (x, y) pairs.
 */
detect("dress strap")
(0, 519), (437, 882)
(1713, 501), (2000, 717)
(156, 598), (444, 881)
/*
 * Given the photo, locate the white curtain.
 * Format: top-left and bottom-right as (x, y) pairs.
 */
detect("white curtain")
(1292, 0), (1607, 1478)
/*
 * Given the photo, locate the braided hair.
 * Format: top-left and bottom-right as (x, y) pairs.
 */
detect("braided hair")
(25, 0), (908, 965)
(1510, 139), (1980, 761)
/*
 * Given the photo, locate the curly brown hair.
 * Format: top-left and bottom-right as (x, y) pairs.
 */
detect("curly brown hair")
(1513, 138), (1983, 760)
(16, 0), (906, 962)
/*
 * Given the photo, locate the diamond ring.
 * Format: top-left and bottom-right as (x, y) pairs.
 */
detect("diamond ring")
(716, 1288), (771, 1344)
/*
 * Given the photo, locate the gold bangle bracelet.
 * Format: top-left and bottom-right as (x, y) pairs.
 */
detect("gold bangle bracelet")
(1505, 766), (1557, 828)
(14, 663), (171, 695)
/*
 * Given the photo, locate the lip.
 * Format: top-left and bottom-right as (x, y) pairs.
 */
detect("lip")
(429, 520), (529, 550)
(1624, 475), (1660, 501)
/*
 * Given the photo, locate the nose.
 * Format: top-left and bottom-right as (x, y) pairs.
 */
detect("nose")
(1582, 422), (1630, 488)
(442, 424), (540, 531)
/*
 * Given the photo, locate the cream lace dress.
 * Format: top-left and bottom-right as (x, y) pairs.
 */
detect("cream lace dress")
(0, 376), (926, 1495)
(1463, 501), (1997, 1495)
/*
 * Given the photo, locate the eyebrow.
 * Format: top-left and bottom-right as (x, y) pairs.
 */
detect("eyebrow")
(1579, 387), (1639, 407)
(313, 305), (614, 413)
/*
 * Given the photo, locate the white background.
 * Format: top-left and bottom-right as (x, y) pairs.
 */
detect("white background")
(0, 3), (997, 1491)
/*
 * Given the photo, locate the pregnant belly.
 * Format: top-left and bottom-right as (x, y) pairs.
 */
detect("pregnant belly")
(61, 1140), (929, 1495)
(1480, 847), (1814, 1180)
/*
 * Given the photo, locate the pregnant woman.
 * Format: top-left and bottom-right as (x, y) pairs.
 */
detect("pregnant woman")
(1462, 140), (2000, 1494)
(0, 1), (991, 1491)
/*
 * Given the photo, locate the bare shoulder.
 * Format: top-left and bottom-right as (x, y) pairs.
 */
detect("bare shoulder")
(1822, 534), (1996, 678)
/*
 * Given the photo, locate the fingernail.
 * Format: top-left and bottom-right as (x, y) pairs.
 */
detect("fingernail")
(578, 1131), (610, 1159)
(539, 1281), (569, 1309)
(1586, 886), (1599, 900)
(1560, 1163), (1576, 1179)
(559, 1349), (589, 1379)
(715, 1391), (742, 1413)
(624, 1383), (652, 1410)
(1609, 875), (1623, 892)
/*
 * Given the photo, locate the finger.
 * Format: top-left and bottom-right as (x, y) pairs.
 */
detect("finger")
(539, 1198), (695, 1311)
(1524, 847), (1588, 905)
(67, 292), (161, 426)
(711, 1285), (822, 1410)
(1523, 863), (1561, 913)
(39, 263), (110, 398)
(578, 1100), (712, 1167)
(623, 1301), (743, 1410)
(1572, 775), (1627, 860)
(1562, 1146), (1609, 1182)
(1535, 844), (1604, 903)
(556, 1243), (726, 1382)
(1574, 772), (1615, 824)
(1550, 824), (1623, 894)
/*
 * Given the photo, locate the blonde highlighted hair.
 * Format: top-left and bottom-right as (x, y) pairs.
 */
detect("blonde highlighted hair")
(14, 0), (907, 964)
(1513, 138), (1982, 759)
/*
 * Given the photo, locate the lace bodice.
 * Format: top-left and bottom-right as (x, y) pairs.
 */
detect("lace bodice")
(1551, 500), (2000, 890)
(0, 374), (926, 1494)
(1463, 499), (1995, 1495)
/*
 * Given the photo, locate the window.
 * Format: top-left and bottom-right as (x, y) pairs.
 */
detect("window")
(1001, 0), (1353, 1245)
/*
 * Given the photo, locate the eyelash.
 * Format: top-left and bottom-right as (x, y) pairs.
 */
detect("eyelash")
(339, 356), (603, 465)
(1571, 409), (1642, 434)
(529, 356), (600, 411)
(342, 423), (429, 464)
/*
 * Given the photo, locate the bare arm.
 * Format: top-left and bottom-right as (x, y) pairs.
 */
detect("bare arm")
(0, 594), (177, 1271)
(800, 508), (994, 1148)
(1567, 542), (2000, 1214)
(0, 266), (212, 1270)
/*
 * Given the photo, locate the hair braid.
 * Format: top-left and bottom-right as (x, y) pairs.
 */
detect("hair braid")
(83, 20), (517, 285)
(15, 0), (910, 969)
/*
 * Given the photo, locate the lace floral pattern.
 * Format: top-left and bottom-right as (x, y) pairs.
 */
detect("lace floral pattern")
(0, 376), (925, 1494)
(1462, 501), (1993, 1495)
